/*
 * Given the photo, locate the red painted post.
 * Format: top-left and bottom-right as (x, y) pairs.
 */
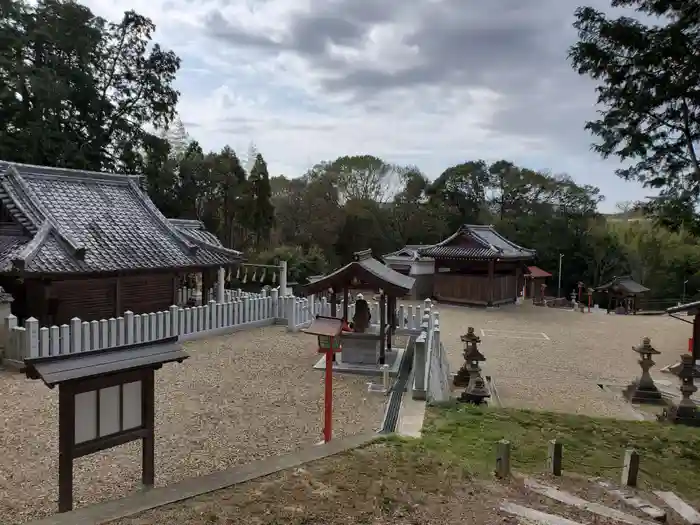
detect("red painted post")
(689, 338), (694, 354)
(323, 337), (334, 443)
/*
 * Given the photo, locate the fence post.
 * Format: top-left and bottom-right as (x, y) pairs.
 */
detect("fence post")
(169, 305), (179, 337)
(271, 288), (279, 318)
(25, 317), (39, 358)
(413, 331), (427, 400)
(495, 440), (511, 478)
(622, 449), (640, 487)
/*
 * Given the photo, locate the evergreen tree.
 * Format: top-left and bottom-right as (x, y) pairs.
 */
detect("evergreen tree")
(247, 153), (275, 247)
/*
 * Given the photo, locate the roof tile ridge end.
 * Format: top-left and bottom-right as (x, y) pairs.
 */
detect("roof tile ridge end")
(127, 179), (199, 254)
(12, 221), (53, 270)
(8, 164), (86, 259)
(179, 230), (243, 258)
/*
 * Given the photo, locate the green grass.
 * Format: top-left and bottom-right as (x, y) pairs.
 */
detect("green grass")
(386, 403), (700, 500)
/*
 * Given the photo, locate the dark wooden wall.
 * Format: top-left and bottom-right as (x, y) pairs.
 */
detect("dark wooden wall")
(24, 272), (178, 325)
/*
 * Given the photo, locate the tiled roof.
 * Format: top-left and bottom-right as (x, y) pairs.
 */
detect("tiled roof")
(418, 224), (535, 260)
(383, 245), (432, 260)
(596, 275), (649, 295)
(526, 266), (552, 278)
(0, 161), (242, 275)
(303, 249), (415, 296)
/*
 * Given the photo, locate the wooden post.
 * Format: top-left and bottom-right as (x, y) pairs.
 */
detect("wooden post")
(487, 260), (495, 307)
(495, 439), (511, 478)
(622, 449), (639, 487)
(342, 288), (349, 321)
(379, 293), (386, 365)
(142, 369), (155, 488)
(57, 385), (75, 512)
(330, 288), (337, 318)
(548, 439), (563, 476)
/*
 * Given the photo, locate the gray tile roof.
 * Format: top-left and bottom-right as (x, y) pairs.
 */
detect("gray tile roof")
(418, 224), (535, 260)
(0, 161), (242, 275)
(596, 275), (650, 295)
(302, 249), (415, 296)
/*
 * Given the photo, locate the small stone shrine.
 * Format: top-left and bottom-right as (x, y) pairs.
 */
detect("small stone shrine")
(661, 354), (700, 426)
(624, 337), (663, 404)
(457, 326), (490, 404)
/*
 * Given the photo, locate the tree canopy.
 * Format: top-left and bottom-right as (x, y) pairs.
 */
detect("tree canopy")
(0, 0), (699, 306)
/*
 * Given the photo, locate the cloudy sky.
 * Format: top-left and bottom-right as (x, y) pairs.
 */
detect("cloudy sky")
(85, 0), (653, 211)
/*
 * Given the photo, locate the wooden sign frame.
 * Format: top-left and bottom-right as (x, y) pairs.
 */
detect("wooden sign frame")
(22, 336), (188, 513)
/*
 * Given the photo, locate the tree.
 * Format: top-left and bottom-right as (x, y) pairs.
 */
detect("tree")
(569, 0), (700, 232)
(246, 153), (275, 247)
(428, 161), (490, 232)
(312, 155), (405, 203)
(0, 0), (180, 171)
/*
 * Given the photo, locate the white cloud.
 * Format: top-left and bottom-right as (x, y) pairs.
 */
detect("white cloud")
(80, 0), (649, 210)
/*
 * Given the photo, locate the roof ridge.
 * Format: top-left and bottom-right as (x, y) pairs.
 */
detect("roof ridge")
(3, 161), (140, 184)
(7, 165), (86, 259)
(127, 179), (199, 255)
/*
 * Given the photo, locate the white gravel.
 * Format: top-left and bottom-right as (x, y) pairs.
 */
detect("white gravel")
(0, 326), (387, 523)
(434, 302), (691, 418)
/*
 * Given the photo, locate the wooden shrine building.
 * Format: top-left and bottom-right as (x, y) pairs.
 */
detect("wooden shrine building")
(595, 275), (650, 314)
(301, 249), (415, 366)
(0, 161), (242, 326)
(418, 224), (535, 306)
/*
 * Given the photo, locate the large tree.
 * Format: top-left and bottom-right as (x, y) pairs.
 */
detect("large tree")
(0, 0), (180, 172)
(569, 0), (700, 232)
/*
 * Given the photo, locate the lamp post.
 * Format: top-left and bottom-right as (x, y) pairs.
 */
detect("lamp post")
(557, 253), (564, 298)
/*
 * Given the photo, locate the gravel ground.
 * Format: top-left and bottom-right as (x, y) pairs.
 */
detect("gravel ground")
(435, 302), (691, 418)
(0, 326), (387, 524)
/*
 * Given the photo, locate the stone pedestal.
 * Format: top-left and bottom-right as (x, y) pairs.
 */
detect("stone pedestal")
(340, 328), (382, 365)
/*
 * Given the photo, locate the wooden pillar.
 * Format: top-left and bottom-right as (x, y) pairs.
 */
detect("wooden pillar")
(487, 260), (495, 307)
(171, 273), (179, 306)
(692, 312), (700, 363)
(202, 269), (215, 303)
(115, 275), (122, 317)
(515, 266), (521, 302)
(343, 288), (349, 321)
(330, 288), (337, 318)
(379, 293), (386, 365)
(388, 295), (396, 351)
(142, 369), (155, 487)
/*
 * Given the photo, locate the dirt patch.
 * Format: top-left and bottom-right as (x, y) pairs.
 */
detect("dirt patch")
(108, 440), (695, 525)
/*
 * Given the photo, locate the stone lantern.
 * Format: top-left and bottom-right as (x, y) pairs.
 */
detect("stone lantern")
(661, 354), (700, 426)
(458, 327), (490, 405)
(454, 327), (480, 388)
(624, 337), (663, 404)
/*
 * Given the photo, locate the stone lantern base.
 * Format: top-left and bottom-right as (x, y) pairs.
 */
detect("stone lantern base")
(623, 379), (665, 404)
(659, 404), (700, 427)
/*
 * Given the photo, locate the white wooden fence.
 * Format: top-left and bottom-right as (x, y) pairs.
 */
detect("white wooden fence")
(2, 288), (432, 363)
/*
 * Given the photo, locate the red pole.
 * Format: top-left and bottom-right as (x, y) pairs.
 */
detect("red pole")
(323, 338), (334, 443)
(689, 338), (694, 354)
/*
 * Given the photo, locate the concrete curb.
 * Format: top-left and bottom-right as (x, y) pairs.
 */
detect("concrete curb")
(27, 432), (379, 525)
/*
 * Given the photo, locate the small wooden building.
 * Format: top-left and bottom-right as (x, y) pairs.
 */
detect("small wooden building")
(595, 275), (650, 314)
(0, 161), (242, 326)
(382, 245), (434, 300)
(418, 224), (535, 306)
(524, 266), (552, 302)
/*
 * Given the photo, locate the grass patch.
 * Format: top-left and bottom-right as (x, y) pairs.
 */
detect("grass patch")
(389, 402), (700, 499)
(113, 405), (700, 524)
